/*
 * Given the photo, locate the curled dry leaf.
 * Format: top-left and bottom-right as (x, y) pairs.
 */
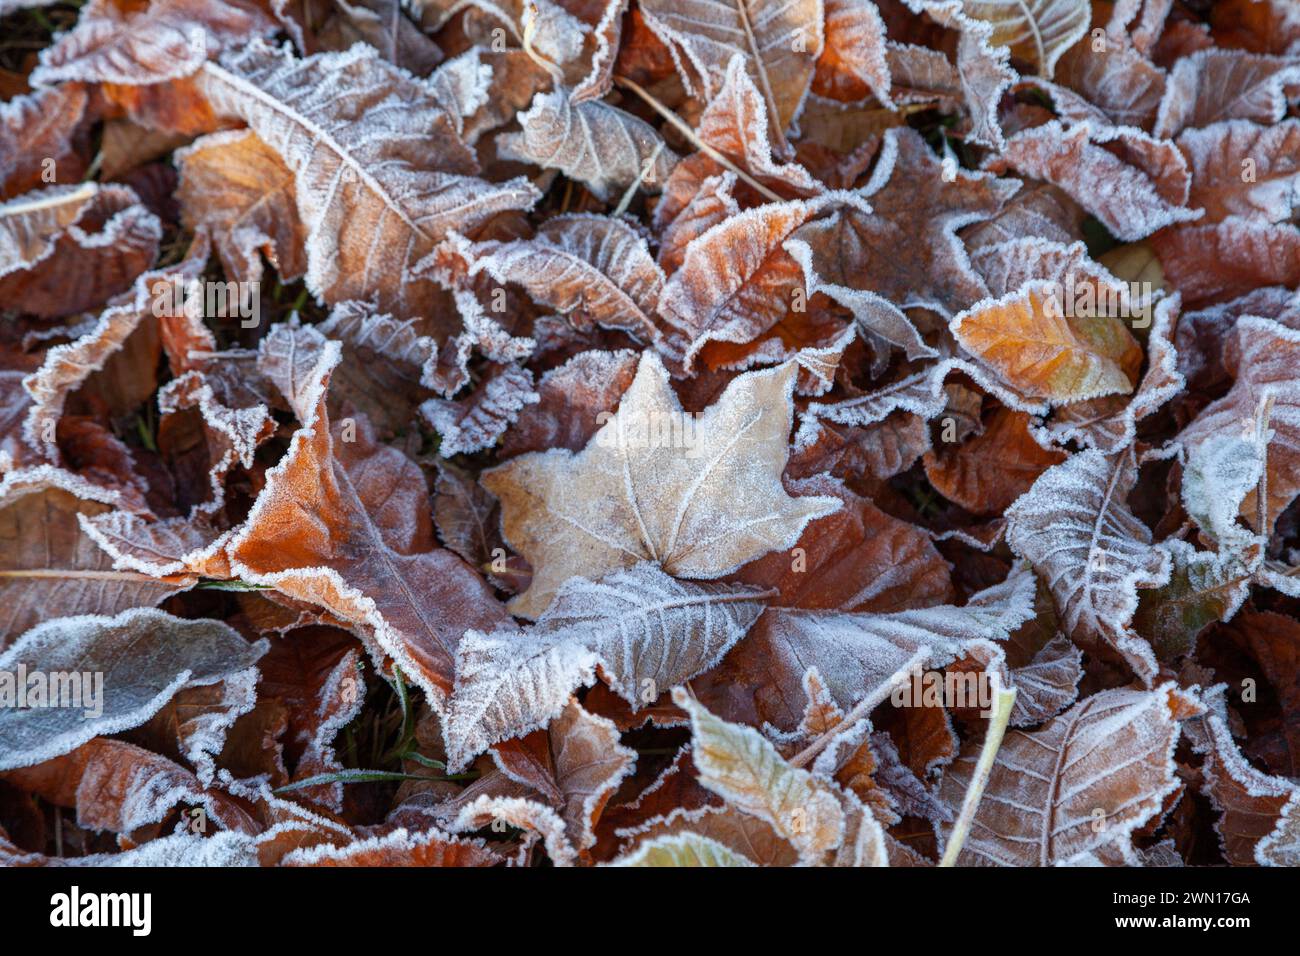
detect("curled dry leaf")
(1194, 702), (1300, 867)
(951, 0), (1090, 80)
(0, 84), (94, 199)
(639, 0), (824, 140)
(1154, 49), (1300, 138)
(498, 89), (676, 202)
(1176, 316), (1300, 534)
(924, 406), (1066, 514)
(0, 468), (191, 648)
(21, 234), (212, 465)
(494, 699), (635, 855)
(227, 324), (515, 708)
(951, 282), (1141, 404)
(421, 362), (538, 456)
(455, 214), (664, 341)
(813, 0), (892, 105)
(658, 199), (819, 368)
(0, 183), (161, 318)
(175, 128), (306, 285)
(1006, 448), (1171, 681)
(196, 39), (540, 324)
(673, 688), (848, 864)
(446, 561), (769, 768)
(985, 120), (1200, 242)
(31, 0), (278, 87)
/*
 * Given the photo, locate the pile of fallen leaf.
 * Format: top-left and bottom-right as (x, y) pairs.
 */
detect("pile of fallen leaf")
(0, 0), (1298, 868)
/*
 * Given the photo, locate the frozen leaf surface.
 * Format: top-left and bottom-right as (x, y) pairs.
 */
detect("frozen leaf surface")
(938, 684), (1199, 865)
(196, 39), (539, 323)
(482, 351), (839, 618)
(0, 608), (264, 771)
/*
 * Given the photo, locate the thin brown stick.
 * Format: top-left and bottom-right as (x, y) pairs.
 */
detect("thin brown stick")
(788, 649), (929, 769)
(613, 74), (783, 204)
(1255, 392), (1276, 537)
(732, 0), (789, 154)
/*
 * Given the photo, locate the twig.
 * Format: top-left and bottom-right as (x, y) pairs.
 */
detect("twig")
(732, 0), (789, 154)
(613, 74), (783, 204)
(789, 649), (929, 770)
(1254, 392), (1276, 537)
(614, 140), (665, 216)
(939, 675), (1017, 867)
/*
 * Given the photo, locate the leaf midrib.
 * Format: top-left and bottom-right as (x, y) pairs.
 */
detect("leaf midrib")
(200, 61), (432, 244)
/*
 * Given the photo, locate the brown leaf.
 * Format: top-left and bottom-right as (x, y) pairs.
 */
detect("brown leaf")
(924, 407), (1066, 514)
(813, 0), (891, 104)
(0, 182), (160, 318)
(3, 738), (259, 838)
(658, 199), (818, 368)
(1006, 447), (1170, 681)
(196, 39), (539, 324)
(501, 347), (639, 458)
(281, 826), (499, 865)
(938, 684), (1200, 865)
(1177, 119), (1300, 224)
(1177, 316), (1300, 533)
(32, 0), (277, 86)
(795, 128), (1017, 318)
(456, 214), (665, 340)
(686, 54), (821, 195)
(498, 89), (676, 201)
(1195, 706), (1300, 866)
(1154, 49), (1300, 138)
(21, 235), (210, 467)
(175, 128), (306, 285)
(728, 473), (954, 612)
(495, 700), (635, 856)
(0, 468), (189, 649)
(227, 323), (515, 706)
(952, 284), (1141, 404)
(1152, 217), (1300, 306)
(1052, 39), (1166, 130)
(639, 0), (823, 141)
(985, 121), (1199, 242)
(0, 84), (94, 200)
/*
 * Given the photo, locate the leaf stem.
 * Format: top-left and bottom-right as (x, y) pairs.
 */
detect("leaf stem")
(273, 768), (479, 795)
(939, 677), (1017, 867)
(613, 140), (665, 216)
(521, 2), (566, 88)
